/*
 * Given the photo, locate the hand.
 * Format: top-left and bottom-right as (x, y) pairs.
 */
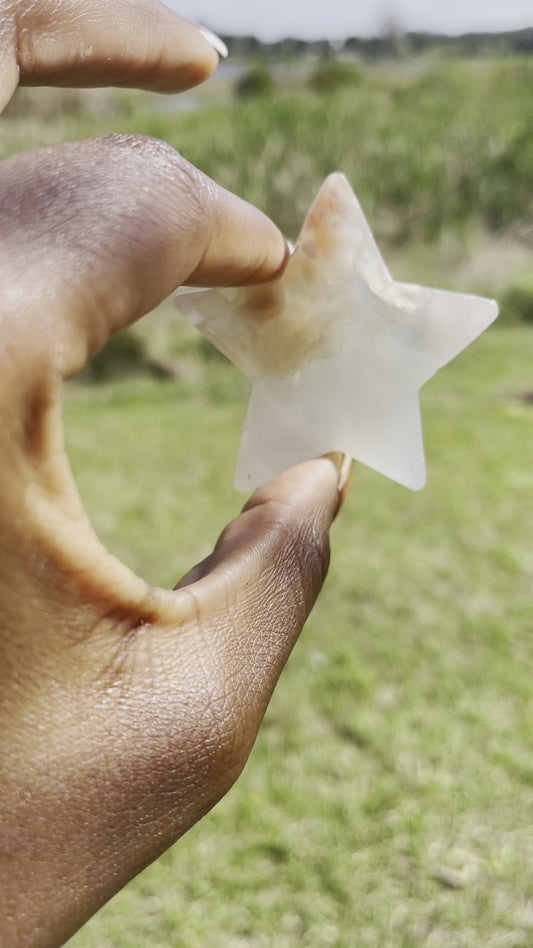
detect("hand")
(0, 4), (351, 947)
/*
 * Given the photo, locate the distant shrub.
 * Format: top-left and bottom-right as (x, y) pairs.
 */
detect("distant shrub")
(80, 331), (174, 382)
(235, 66), (274, 99)
(500, 273), (533, 325)
(309, 59), (363, 94)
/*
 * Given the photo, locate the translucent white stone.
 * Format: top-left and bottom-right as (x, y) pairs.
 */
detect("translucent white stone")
(175, 174), (498, 492)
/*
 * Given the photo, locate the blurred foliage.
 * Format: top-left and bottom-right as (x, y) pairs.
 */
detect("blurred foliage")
(79, 332), (155, 382)
(3, 57), (532, 247)
(309, 59), (363, 94)
(500, 271), (533, 325)
(79, 330), (185, 382)
(235, 65), (275, 99)
(140, 57), (533, 245)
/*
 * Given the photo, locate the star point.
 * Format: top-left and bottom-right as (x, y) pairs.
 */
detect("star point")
(176, 176), (498, 491)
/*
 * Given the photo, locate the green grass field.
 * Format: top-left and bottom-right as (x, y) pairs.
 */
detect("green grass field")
(3, 52), (532, 947)
(62, 324), (532, 948)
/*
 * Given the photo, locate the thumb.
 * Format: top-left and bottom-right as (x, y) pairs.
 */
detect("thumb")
(169, 456), (352, 737)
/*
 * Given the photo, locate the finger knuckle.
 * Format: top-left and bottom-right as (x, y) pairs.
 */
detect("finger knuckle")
(102, 133), (210, 202)
(95, 134), (216, 248)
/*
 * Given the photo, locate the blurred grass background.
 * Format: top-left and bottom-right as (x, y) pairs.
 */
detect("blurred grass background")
(3, 48), (533, 947)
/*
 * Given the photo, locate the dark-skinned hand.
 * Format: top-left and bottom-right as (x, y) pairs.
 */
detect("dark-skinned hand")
(0, 3), (352, 945)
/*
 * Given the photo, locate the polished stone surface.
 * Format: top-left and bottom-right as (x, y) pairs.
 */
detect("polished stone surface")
(176, 174), (498, 491)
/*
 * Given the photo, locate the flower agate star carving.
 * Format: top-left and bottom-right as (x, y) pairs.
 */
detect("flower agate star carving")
(175, 174), (498, 492)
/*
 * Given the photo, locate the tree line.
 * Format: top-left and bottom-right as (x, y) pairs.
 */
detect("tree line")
(220, 27), (533, 60)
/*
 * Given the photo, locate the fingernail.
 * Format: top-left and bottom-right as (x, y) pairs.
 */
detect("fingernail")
(198, 27), (229, 60)
(322, 452), (354, 514)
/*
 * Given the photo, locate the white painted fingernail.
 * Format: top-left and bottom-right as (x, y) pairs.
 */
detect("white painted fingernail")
(198, 27), (228, 60)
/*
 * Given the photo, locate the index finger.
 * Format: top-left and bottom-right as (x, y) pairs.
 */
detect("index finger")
(0, 0), (222, 111)
(0, 135), (289, 379)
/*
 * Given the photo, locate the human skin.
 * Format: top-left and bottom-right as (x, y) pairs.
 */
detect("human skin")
(0, 2), (351, 945)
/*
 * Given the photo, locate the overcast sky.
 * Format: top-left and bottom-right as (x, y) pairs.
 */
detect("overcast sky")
(165, 0), (532, 40)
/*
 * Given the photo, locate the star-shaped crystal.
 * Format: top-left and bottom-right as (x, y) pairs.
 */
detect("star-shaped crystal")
(175, 174), (498, 491)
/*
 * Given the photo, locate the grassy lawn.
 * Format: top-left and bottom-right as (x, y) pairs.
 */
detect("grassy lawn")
(64, 325), (532, 947)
